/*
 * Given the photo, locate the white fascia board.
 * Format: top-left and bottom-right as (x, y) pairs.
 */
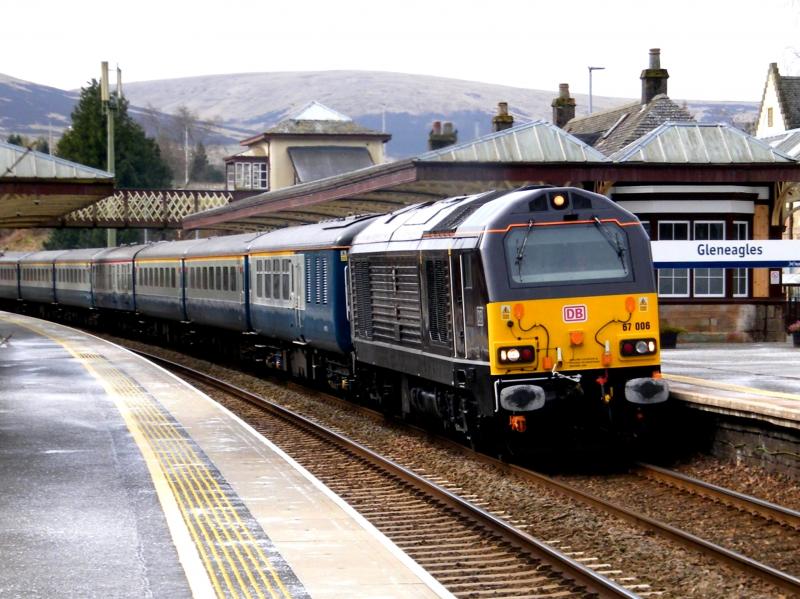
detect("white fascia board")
(610, 185), (769, 200)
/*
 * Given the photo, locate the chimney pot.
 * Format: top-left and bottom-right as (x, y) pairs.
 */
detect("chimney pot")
(649, 48), (661, 69)
(641, 48), (669, 104)
(492, 101), (514, 132)
(551, 84), (576, 128)
(429, 119), (458, 150)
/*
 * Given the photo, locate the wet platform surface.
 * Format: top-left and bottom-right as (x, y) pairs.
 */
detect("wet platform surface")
(661, 342), (800, 428)
(0, 312), (450, 599)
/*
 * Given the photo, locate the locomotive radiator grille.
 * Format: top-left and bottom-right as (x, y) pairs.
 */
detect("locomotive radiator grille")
(352, 259), (422, 348)
(426, 259), (452, 344)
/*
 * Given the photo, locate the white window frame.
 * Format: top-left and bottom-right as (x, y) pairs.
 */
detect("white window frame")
(251, 255), (305, 310)
(693, 221), (725, 298)
(733, 221), (749, 298)
(657, 221), (690, 298)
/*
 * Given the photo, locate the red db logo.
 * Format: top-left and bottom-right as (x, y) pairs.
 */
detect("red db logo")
(563, 304), (587, 322)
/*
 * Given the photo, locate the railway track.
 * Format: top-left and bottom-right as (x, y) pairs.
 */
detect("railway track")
(141, 351), (639, 599)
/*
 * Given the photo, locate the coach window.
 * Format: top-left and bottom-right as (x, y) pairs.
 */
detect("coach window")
(229, 266), (236, 292)
(272, 259), (281, 299)
(223, 266), (229, 291)
(282, 259), (291, 300)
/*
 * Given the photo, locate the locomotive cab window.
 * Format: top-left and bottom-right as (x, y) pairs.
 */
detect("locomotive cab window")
(504, 222), (632, 285)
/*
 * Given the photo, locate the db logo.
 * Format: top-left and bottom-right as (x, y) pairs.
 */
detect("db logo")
(563, 304), (587, 323)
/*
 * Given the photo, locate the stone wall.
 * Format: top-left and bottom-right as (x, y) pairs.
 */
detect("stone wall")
(660, 303), (786, 342)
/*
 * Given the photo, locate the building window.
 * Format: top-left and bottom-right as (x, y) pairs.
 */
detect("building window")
(733, 221), (749, 297)
(657, 221), (690, 297)
(693, 221), (725, 297)
(768, 107), (774, 128)
(228, 161), (268, 191)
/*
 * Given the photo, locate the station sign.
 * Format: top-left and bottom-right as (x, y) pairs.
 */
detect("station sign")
(651, 240), (800, 268)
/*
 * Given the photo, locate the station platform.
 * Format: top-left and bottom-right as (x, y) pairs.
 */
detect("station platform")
(0, 311), (451, 599)
(661, 342), (800, 430)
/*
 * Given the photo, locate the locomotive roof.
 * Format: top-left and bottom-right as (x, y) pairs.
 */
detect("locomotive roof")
(247, 214), (378, 253)
(351, 187), (635, 248)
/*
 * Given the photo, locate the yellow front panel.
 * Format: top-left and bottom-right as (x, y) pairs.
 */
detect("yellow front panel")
(487, 293), (661, 376)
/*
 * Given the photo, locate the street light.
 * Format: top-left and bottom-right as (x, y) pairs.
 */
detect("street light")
(588, 66), (605, 114)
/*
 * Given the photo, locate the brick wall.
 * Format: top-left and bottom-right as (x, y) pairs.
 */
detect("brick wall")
(660, 303), (786, 342)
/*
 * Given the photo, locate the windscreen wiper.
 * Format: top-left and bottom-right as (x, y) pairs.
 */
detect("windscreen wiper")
(593, 217), (628, 274)
(515, 220), (535, 273)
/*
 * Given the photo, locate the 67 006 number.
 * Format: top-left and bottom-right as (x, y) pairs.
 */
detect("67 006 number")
(622, 321), (651, 331)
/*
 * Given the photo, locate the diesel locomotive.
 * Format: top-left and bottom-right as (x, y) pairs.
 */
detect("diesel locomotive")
(0, 186), (668, 451)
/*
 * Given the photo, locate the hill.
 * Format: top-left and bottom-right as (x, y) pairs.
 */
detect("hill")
(0, 70), (760, 159)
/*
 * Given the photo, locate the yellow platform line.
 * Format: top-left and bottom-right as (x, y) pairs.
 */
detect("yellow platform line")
(123, 394), (243, 599)
(665, 372), (800, 403)
(72, 349), (239, 599)
(7, 316), (291, 599)
(118, 382), (267, 599)
(137, 401), (288, 598)
(134, 399), (277, 599)
(108, 360), (289, 599)
(132, 395), (289, 585)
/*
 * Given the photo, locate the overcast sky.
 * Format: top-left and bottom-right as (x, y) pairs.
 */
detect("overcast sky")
(4, 0), (799, 102)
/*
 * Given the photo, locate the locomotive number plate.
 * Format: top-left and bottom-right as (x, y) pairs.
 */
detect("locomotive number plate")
(562, 304), (588, 323)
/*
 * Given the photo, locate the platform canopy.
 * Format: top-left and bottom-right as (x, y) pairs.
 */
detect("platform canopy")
(183, 120), (610, 232)
(0, 141), (115, 228)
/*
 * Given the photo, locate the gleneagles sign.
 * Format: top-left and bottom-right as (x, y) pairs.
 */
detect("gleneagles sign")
(651, 241), (800, 268)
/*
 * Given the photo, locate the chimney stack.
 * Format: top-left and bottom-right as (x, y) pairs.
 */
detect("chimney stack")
(640, 48), (669, 104)
(492, 102), (514, 132)
(551, 83), (576, 128)
(429, 120), (458, 150)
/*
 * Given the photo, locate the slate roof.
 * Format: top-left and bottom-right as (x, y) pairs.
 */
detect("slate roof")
(609, 122), (794, 163)
(564, 94), (695, 156)
(773, 65), (800, 130)
(261, 119), (388, 137)
(763, 128), (800, 158)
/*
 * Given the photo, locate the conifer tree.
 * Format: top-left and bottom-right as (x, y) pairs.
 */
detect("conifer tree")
(46, 80), (173, 249)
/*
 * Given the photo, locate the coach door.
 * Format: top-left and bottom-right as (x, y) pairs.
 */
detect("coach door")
(290, 255), (305, 330)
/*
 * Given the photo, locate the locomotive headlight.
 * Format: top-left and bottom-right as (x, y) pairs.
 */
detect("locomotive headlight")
(551, 194), (567, 209)
(635, 340), (649, 354)
(497, 345), (536, 365)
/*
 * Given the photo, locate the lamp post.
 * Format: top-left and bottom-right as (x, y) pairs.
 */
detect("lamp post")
(588, 66), (605, 114)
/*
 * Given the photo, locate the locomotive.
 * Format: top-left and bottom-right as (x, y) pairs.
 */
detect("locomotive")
(0, 186), (669, 451)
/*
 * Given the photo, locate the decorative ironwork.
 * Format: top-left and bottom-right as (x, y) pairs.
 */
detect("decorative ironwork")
(62, 189), (233, 228)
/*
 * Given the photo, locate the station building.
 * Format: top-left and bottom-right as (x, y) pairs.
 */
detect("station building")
(224, 101), (390, 194)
